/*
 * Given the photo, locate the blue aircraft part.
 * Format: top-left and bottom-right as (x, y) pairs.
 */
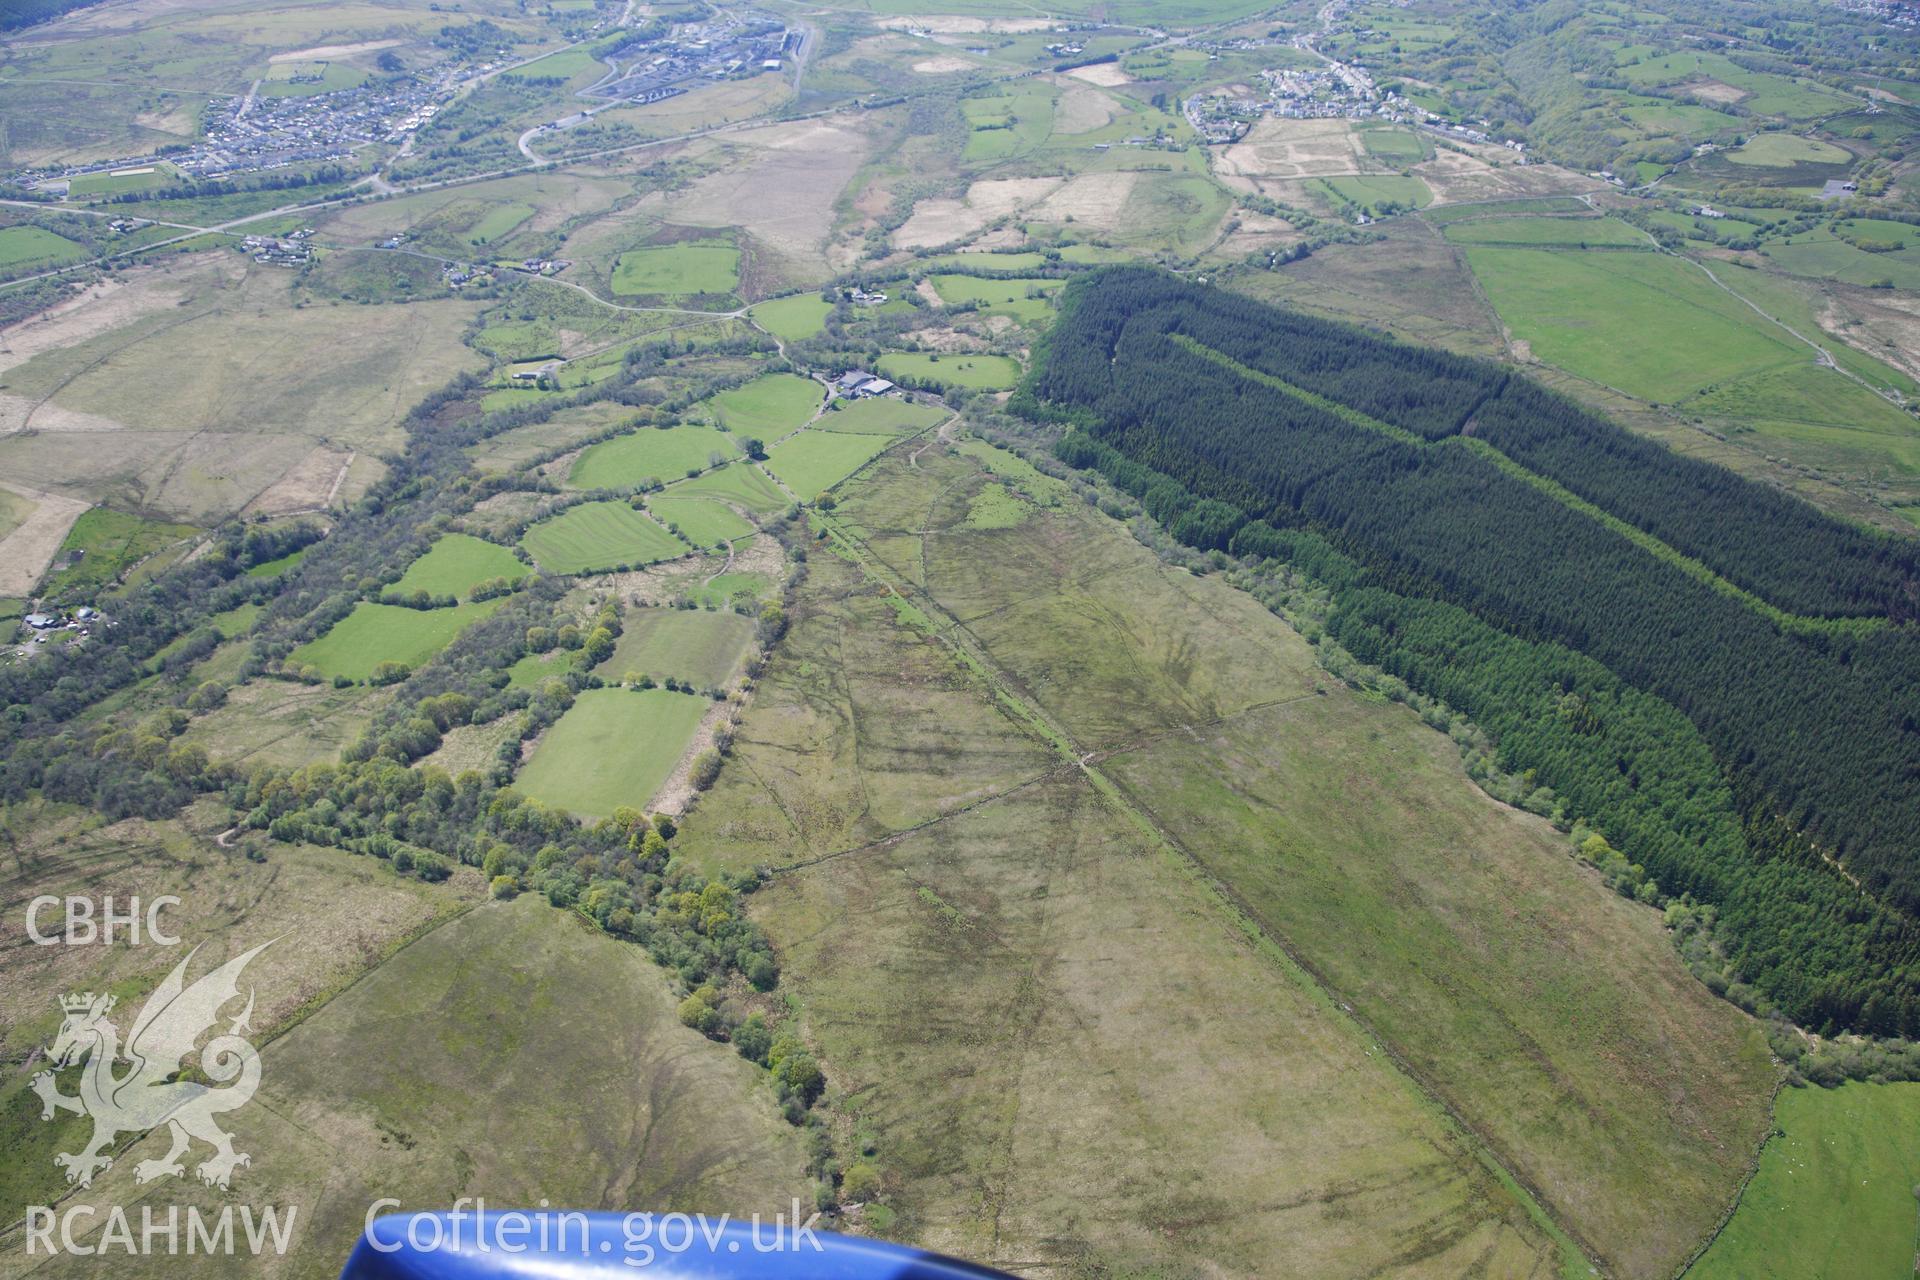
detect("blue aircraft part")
(341, 1212), (1018, 1280)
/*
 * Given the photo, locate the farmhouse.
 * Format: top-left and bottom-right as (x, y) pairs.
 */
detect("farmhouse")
(23, 613), (57, 630)
(831, 370), (897, 398)
(243, 233), (310, 266)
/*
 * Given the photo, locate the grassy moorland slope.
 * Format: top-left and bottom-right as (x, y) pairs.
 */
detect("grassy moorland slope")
(8, 894), (808, 1276)
(0, 803), (477, 1228)
(680, 540), (1571, 1278)
(679, 445), (1775, 1278)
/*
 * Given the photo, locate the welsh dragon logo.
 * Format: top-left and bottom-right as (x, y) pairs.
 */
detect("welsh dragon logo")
(31, 942), (270, 1190)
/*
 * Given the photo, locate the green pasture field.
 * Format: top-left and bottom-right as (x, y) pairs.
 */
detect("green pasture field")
(1618, 49), (1699, 85)
(922, 251), (1050, 273)
(695, 570), (771, 608)
(472, 319), (553, 359)
(521, 501), (684, 573)
(1055, 243), (1130, 263)
(150, 608), (249, 668)
(1838, 218), (1915, 247)
(1122, 44), (1216, 78)
(610, 242), (739, 297)
(1313, 174), (1432, 213)
(815, 398), (946, 435)
(65, 163), (180, 197)
(961, 87), (1057, 163)
(704, 373), (821, 436)
(1733, 74), (1859, 120)
(516, 687), (710, 816)
(289, 599), (507, 681)
(1648, 209), (1760, 241)
(467, 201), (535, 245)
(569, 425), (738, 488)
(247, 546), (309, 579)
(553, 347), (632, 391)
(1614, 51), (1857, 119)
(482, 385), (555, 413)
(1690, 1083), (1920, 1279)
(747, 293), (833, 341)
(646, 495), (754, 546)
(259, 61), (368, 97)
(500, 47), (607, 84)
(954, 438), (1071, 506)
(1692, 361), (1920, 476)
(40, 508), (197, 597)
(597, 607), (755, 689)
(207, 600), (261, 639)
(1358, 127), (1431, 163)
(1620, 97), (1740, 137)
(877, 351), (1020, 390)
(1716, 263), (1917, 398)
(1725, 133), (1853, 167)
(508, 649), (576, 689)
(1463, 247), (1802, 401)
(1441, 216), (1649, 247)
(0, 226), (87, 271)
(667, 462), (789, 513)
(391, 534), (525, 600)
(469, 402), (633, 470)
(1423, 197), (1591, 224)
(765, 430), (898, 497)
(1763, 231), (1920, 291)
(963, 484), (1031, 529)
(927, 274), (1063, 323)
